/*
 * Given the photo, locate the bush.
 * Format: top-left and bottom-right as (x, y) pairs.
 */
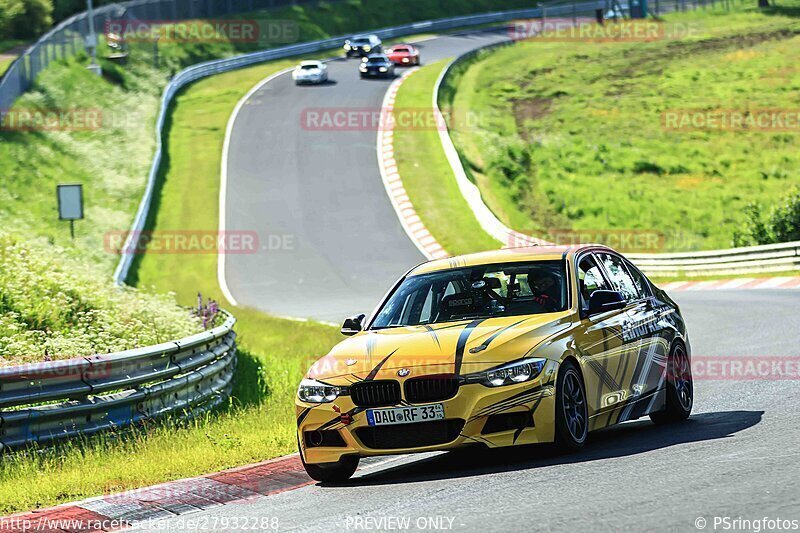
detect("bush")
(0, 0), (52, 40)
(0, 232), (203, 366)
(733, 188), (800, 246)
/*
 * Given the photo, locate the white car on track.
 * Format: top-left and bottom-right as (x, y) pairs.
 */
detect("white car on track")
(292, 61), (329, 85)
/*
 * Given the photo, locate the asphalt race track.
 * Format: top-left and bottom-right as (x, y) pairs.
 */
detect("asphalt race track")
(223, 30), (508, 322)
(170, 27), (800, 532)
(140, 289), (800, 532)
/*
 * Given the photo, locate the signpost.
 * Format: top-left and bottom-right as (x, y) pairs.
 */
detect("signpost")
(57, 184), (84, 240)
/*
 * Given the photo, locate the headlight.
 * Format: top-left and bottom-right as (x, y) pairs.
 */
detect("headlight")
(297, 378), (342, 403)
(379, 66), (388, 72)
(364, 45), (371, 51)
(466, 358), (546, 387)
(359, 65), (367, 71)
(344, 43), (351, 50)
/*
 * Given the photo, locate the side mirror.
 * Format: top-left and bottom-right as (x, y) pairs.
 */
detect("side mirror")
(587, 290), (626, 315)
(341, 313), (366, 336)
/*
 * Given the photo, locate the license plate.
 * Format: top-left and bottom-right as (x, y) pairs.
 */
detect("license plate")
(366, 404), (444, 426)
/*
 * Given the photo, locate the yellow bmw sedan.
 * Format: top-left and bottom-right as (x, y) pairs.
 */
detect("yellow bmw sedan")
(296, 245), (693, 482)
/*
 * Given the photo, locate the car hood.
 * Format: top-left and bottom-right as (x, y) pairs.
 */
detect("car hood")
(308, 312), (571, 380)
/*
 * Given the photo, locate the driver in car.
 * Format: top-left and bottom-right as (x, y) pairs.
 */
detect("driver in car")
(528, 270), (560, 311)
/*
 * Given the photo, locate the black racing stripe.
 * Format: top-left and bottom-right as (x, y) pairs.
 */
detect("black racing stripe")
(585, 357), (620, 392)
(472, 384), (553, 419)
(423, 325), (442, 350)
(365, 348), (398, 381)
(296, 407), (311, 427)
(454, 319), (485, 376)
(473, 319), (528, 351)
(512, 395), (544, 444)
(473, 390), (548, 420)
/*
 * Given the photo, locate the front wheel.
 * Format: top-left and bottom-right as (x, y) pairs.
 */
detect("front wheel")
(300, 450), (359, 483)
(650, 342), (693, 424)
(554, 360), (588, 451)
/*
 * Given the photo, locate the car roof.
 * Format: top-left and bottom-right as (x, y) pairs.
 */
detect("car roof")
(299, 60), (322, 66)
(366, 54), (389, 60)
(390, 43), (412, 49)
(351, 34), (376, 40)
(409, 244), (614, 276)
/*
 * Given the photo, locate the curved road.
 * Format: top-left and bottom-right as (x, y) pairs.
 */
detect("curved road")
(141, 291), (799, 532)
(212, 28), (800, 533)
(223, 30), (508, 322)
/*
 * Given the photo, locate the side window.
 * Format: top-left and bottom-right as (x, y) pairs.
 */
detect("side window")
(597, 253), (641, 301)
(624, 261), (651, 298)
(577, 254), (610, 309)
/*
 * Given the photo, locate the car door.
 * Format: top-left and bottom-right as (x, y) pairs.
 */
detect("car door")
(595, 252), (669, 422)
(573, 252), (639, 430)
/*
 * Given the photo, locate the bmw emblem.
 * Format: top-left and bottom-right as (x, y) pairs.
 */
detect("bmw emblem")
(345, 358), (357, 366)
(397, 368), (411, 377)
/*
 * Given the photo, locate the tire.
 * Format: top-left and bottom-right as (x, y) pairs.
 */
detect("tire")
(299, 444), (359, 483)
(554, 360), (588, 451)
(650, 342), (693, 424)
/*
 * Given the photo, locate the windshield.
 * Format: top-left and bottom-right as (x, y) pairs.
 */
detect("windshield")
(367, 56), (389, 64)
(351, 38), (370, 45)
(300, 64), (320, 70)
(371, 260), (568, 328)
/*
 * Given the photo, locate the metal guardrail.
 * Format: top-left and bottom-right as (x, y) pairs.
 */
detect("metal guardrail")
(112, 5), (583, 284)
(0, 0), (323, 110)
(433, 4), (800, 279)
(0, 313), (236, 449)
(627, 241), (800, 277)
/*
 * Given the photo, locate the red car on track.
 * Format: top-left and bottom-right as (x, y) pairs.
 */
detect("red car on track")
(385, 44), (420, 66)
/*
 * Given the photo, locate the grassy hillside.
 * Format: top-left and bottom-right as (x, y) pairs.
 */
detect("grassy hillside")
(392, 63), (499, 256)
(444, 4), (800, 251)
(0, 232), (202, 365)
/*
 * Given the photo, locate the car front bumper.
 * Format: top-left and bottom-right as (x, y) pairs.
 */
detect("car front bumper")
(296, 367), (558, 465)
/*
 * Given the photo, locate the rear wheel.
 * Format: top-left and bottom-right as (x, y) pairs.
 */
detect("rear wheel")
(650, 343), (693, 424)
(554, 360), (588, 451)
(299, 443), (359, 483)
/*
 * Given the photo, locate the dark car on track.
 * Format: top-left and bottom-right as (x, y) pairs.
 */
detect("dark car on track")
(344, 34), (382, 58)
(359, 54), (396, 78)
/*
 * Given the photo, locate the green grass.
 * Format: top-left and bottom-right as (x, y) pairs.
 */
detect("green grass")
(0, 233), (203, 365)
(393, 61), (499, 256)
(443, 4), (800, 252)
(0, 307), (339, 514)
(0, 0), (582, 513)
(0, 54), (165, 270)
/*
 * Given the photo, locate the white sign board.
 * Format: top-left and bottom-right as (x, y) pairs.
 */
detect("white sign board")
(57, 184), (83, 220)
